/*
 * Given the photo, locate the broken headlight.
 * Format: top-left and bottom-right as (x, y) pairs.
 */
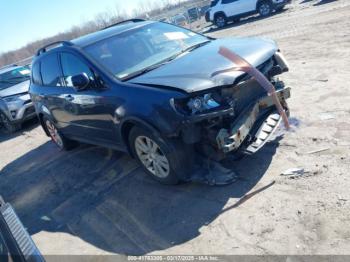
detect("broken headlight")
(187, 94), (220, 114)
(173, 92), (224, 115)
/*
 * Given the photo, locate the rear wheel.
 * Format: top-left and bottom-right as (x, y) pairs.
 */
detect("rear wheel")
(0, 112), (21, 134)
(129, 127), (192, 185)
(214, 14), (227, 28)
(43, 116), (77, 150)
(258, 1), (273, 16)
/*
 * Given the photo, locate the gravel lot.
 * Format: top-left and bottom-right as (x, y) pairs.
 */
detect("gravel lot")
(1, 0), (350, 258)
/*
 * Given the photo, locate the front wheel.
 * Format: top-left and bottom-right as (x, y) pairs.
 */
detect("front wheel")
(129, 127), (192, 185)
(214, 14), (227, 28)
(0, 112), (21, 134)
(258, 1), (273, 16)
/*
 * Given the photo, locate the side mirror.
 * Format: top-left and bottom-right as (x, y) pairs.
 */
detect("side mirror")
(71, 73), (90, 91)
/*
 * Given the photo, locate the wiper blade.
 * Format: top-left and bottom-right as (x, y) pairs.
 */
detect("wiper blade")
(0, 80), (15, 84)
(122, 41), (211, 81)
(9, 76), (29, 81)
(122, 63), (164, 81)
(160, 41), (211, 64)
(181, 40), (210, 54)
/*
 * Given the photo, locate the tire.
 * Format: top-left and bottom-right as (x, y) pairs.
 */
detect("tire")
(129, 126), (192, 185)
(275, 6), (285, 12)
(43, 116), (77, 150)
(258, 1), (273, 16)
(214, 13), (227, 28)
(0, 112), (21, 134)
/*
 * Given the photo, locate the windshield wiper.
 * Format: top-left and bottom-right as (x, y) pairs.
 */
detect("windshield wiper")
(163, 40), (211, 64)
(181, 40), (211, 54)
(122, 41), (211, 81)
(121, 62), (166, 81)
(8, 76), (30, 81)
(0, 80), (15, 84)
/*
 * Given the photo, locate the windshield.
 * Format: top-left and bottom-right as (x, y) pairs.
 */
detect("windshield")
(0, 66), (31, 90)
(84, 22), (209, 80)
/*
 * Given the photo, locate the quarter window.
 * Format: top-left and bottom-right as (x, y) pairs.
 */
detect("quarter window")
(32, 62), (42, 85)
(40, 54), (62, 87)
(60, 53), (93, 87)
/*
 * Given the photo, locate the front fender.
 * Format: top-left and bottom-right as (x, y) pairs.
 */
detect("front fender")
(0, 99), (11, 120)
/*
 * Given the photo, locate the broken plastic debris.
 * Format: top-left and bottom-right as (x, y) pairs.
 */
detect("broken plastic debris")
(281, 168), (310, 177)
(307, 147), (330, 154)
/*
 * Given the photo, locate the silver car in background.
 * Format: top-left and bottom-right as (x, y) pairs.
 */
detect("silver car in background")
(0, 65), (36, 133)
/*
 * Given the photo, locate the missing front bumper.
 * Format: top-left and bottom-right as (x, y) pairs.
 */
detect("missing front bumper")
(216, 87), (291, 153)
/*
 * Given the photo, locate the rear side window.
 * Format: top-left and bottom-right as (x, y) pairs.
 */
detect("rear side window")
(31, 62), (42, 85)
(60, 53), (93, 87)
(211, 0), (219, 7)
(40, 54), (62, 87)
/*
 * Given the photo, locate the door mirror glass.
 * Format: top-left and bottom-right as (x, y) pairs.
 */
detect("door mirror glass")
(71, 73), (90, 90)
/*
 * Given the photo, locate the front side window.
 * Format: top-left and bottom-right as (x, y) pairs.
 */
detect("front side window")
(40, 54), (61, 87)
(84, 22), (209, 80)
(0, 66), (31, 90)
(60, 53), (93, 87)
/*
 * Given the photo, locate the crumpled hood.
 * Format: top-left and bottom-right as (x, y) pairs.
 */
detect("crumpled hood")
(0, 80), (30, 98)
(128, 37), (278, 93)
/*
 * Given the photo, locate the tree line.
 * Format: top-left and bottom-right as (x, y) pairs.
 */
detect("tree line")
(0, 0), (209, 67)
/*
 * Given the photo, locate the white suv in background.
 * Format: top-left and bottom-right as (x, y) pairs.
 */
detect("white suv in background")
(205, 0), (291, 28)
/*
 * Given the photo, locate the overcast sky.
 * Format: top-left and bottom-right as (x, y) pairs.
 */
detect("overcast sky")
(0, 0), (183, 53)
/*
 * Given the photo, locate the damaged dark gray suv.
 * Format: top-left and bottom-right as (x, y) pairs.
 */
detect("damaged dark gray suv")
(30, 20), (291, 184)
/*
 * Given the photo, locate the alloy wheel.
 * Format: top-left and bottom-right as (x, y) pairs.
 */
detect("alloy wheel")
(216, 16), (226, 28)
(0, 112), (14, 132)
(135, 136), (170, 178)
(46, 120), (63, 148)
(259, 3), (271, 16)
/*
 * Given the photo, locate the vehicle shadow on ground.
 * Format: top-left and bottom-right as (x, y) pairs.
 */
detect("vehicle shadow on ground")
(314, 0), (338, 6)
(202, 9), (288, 34)
(0, 118), (39, 143)
(0, 136), (282, 255)
(300, 0), (337, 5)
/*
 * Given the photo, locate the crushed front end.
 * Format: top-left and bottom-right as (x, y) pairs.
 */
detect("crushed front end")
(175, 51), (291, 161)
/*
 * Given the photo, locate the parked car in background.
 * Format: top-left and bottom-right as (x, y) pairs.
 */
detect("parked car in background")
(30, 20), (291, 185)
(206, 0), (291, 28)
(187, 7), (200, 22)
(0, 64), (36, 133)
(200, 5), (211, 16)
(171, 14), (189, 28)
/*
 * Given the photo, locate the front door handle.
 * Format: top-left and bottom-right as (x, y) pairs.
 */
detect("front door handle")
(64, 95), (74, 102)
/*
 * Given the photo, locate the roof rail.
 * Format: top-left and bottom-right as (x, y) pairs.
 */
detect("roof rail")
(36, 41), (73, 56)
(102, 19), (146, 30)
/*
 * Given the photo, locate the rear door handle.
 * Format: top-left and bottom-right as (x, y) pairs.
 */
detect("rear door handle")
(64, 95), (74, 102)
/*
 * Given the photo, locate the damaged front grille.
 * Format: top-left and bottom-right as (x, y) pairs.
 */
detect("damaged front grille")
(221, 56), (276, 115)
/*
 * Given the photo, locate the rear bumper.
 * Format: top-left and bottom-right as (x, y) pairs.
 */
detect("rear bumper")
(216, 87), (291, 153)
